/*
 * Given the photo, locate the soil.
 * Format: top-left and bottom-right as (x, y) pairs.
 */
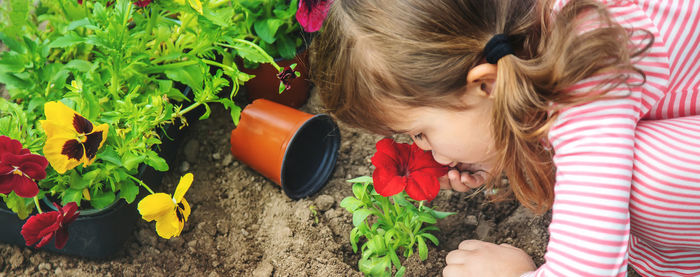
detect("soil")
(0, 87), (640, 276)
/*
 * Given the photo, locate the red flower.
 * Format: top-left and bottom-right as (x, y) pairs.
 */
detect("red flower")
(371, 138), (448, 201)
(133, 0), (152, 7)
(21, 202), (79, 249)
(0, 136), (48, 198)
(296, 0), (332, 32)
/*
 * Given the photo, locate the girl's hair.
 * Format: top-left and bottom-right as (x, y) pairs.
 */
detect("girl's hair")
(310, 0), (651, 213)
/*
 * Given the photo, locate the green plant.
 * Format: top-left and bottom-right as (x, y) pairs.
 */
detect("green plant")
(341, 176), (455, 277)
(0, 0), (284, 219)
(235, 0), (304, 61)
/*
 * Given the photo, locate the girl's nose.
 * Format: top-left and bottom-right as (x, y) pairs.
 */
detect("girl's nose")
(431, 151), (453, 166)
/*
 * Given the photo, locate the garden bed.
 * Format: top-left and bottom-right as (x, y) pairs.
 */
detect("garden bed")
(0, 88), (556, 276)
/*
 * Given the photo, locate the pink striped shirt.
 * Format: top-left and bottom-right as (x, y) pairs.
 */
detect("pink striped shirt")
(526, 0), (700, 276)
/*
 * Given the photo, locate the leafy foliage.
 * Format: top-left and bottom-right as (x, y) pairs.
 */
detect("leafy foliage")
(340, 177), (455, 276)
(0, 0), (280, 214)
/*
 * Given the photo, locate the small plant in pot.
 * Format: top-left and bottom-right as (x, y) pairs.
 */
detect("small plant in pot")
(232, 0), (333, 108)
(0, 0), (285, 257)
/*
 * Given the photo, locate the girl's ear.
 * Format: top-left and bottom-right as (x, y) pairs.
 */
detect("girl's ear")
(466, 63), (498, 96)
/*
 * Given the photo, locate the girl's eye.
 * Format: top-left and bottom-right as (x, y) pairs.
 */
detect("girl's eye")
(412, 133), (424, 140)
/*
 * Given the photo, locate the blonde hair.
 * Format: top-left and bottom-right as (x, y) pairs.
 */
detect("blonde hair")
(311, 0), (651, 213)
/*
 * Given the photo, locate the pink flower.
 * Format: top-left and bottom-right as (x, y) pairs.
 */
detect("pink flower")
(296, 0), (332, 32)
(0, 136), (48, 198)
(133, 0), (152, 7)
(21, 202), (79, 249)
(371, 138), (448, 201)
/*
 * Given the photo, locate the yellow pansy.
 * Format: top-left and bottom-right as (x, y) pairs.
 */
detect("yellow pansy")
(138, 173), (193, 239)
(39, 101), (108, 174)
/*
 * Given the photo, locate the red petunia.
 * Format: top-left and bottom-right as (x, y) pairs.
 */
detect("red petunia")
(21, 202), (79, 249)
(0, 136), (48, 198)
(296, 0), (332, 32)
(371, 138), (448, 201)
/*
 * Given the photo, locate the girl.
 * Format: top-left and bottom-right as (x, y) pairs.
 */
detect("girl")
(310, 0), (700, 276)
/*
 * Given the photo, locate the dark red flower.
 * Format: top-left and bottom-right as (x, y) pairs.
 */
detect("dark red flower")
(77, 0), (83, 4)
(0, 136), (48, 198)
(296, 0), (332, 32)
(277, 66), (297, 91)
(371, 138), (448, 201)
(133, 0), (152, 7)
(21, 202), (79, 249)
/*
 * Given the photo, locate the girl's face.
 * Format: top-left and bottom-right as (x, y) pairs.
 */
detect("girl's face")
(384, 87), (498, 173)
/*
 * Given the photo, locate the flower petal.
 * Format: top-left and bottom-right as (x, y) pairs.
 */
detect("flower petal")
(154, 209), (181, 239)
(0, 174), (16, 195)
(405, 172), (440, 201)
(2, 153), (49, 180)
(296, 0), (332, 32)
(0, 136), (30, 156)
(10, 174), (39, 198)
(43, 134), (83, 174)
(138, 193), (175, 222)
(374, 172), (407, 197)
(60, 202), (80, 225)
(179, 197), (191, 223)
(21, 211), (61, 247)
(42, 102), (81, 137)
(0, 163), (13, 175)
(173, 173), (193, 203)
(54, 226), (69, 249)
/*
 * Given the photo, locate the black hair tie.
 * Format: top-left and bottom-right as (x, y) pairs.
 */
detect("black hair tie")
(483, 34), (514, 64)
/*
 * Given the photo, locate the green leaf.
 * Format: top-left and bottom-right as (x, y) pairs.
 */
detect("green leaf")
(69, 171), (91, 190)
(278, 82), (285, 94)
(90, 190), (116, 210)
(253, 18), (284, 44)
(164, 64), (203, 91)
(122, 152), (146, 171)
(418, 213), (437, 224)
(145, 151), (169, 171)
(2, 193), (33, 220)
(65, 18), (92, 31)
(276, 34), (297, 60)
(349, 227), (360, 253)
(0, 52), (27, 72)
(347, 175), (373, 184)
(339, 197), (363, 212)
(228, 40), (269, 64)
(420, 233), (439, 246)
(417, 236), (428, 261)
(369, 256), (391, 276)
(352, 208), (372, 227)
(62, 188), (84, 205)
(48, 33), (85, 48)
(0, 33), (24, 53)
(430, 210), (456, 219)
(230, 104), (241, 126)
(396, 266), (406, 277)
(118, 179), (139, 203)
(64, 60), (93, 72)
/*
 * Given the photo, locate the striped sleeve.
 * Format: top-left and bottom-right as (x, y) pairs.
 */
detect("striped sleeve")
(521, 0), (676, 276)
(527, 86), (642, 277)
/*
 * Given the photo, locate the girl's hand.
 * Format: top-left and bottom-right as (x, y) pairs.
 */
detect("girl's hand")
(443, 240), (536, 277)
(439, 163), (487, 192)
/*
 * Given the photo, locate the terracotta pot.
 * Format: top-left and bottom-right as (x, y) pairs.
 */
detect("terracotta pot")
(239, 50), (311, 108)
(230, 99), (340, 199)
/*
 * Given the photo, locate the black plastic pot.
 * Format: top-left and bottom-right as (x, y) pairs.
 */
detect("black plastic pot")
(0, 87), (197, 259)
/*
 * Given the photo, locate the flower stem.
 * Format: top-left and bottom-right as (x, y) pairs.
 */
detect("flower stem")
(33, 196), (43, 214)
(177, 102), (202, 117)
(128, 175), (155, 194)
